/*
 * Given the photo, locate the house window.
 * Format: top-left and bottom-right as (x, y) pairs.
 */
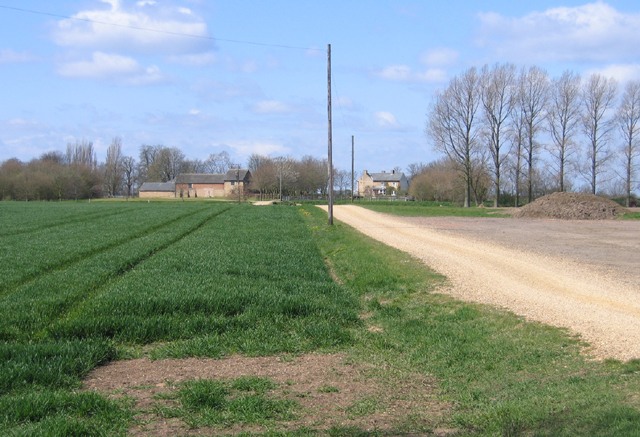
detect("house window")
(231, 181), (236, 186)
(188, 183), (193, 188)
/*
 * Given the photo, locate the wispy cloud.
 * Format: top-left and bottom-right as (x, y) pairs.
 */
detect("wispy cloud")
(373, 111), (402, 130)
(420, 47), (459, 68)
(166, 51), (217, 66)
(476, 2), (640, 63)
(56, 52), (171, 85)
(222, 141), (290, 158)
(52, 0), (213, 55)
(585, 64), (640, 84)
(0, 49), (39, 65)
(190, 78), (263, 101)
(250, 100), (294, 114)
(375, 65), (447, 83)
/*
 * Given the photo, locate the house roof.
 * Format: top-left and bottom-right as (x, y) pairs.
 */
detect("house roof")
(369, 172), (405, 182)
(139, 181), (175, 192)
(176, 173), (225, 184)
(224, 169), (251, 181)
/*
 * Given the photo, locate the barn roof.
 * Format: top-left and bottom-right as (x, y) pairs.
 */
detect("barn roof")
(139, 181), (175, 192)
(176, 174), (225, 184)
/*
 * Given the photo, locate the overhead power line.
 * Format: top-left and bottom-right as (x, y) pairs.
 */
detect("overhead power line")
(0, 4), (322, 51)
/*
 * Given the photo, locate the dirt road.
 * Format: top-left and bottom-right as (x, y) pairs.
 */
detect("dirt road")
(322, 205), (640, 361)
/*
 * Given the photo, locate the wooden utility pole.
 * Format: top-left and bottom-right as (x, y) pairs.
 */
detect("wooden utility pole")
(327, 43), (334, 225)
(351, 135), (354, 203)
(236, 169), (241, 204)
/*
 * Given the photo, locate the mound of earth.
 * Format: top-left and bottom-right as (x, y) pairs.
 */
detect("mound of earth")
(512, 192), (629, 220)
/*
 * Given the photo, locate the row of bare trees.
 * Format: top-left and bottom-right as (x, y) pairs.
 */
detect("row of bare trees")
(426, 64), (640, 207)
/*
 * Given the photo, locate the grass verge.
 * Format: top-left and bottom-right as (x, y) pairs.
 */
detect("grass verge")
(351, 201), (511, 218)
(301, 204), (640, 436)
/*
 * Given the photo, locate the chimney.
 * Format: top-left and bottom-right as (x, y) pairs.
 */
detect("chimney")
(391, 169), (395, 174)
(381, 170), (385, 173)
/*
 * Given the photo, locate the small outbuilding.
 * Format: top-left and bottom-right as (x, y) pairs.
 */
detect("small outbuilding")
(138, 181), (176, 198)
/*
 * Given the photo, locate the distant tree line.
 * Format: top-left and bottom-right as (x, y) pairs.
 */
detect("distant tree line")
(248, 154), (350, 200)
(0, 139), (352, 201)
(0, 140), (240, 201)
(418, 64), (640, 207)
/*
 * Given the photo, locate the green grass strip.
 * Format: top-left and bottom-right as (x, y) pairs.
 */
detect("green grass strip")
(357, 202), (511, 218)
(155, 377), (297, 428)
(0, 389), (132, 436)
(0, 339), (114, 394)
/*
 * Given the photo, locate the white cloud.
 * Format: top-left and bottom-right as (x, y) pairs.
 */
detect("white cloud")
(167, 51), (217, 66)
(335, 96), (356, 110)
(585, 64), (640, 84)
(0, 49), (39, 64)
(420, 48), (459, 68)
(373, 111), (401, 129)
(56, 52), (171, 85)
(476, 2), (640, 62)
(223, 141), (290, 157)
(189, 109), (201, 115)
(305, 46), (324, 58)
(52, 0), (212, 55)
(376, 65), (447, 83)
(251, 100), (293, 114)
(190, 78), (263, 101)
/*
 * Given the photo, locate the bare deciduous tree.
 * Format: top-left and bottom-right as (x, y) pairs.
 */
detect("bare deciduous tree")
(581, 74), (618, 194)
(547, 70), (582, 192)
(519, 66), (550, 203)
(427, 67), (481, 207)
(103, 136), (123, 197)
(121, 156), (137, 198)
(508, 95), (527, 207)
(406, 162), (427, 181)
(204, 151), (236, 173)
(480, 63), (517, 206)
(617, 80), (640, 206)
(248, 156), (276, 200)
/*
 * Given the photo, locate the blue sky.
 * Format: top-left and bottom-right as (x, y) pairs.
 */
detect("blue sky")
(1, 0), (639, 175)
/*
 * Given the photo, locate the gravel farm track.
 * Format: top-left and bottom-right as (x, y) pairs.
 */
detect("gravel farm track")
(321, 205), (640, 362)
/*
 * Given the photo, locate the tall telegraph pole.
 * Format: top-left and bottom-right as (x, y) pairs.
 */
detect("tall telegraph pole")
(327, 44), (334, 225)
(351, 135), (354, 203)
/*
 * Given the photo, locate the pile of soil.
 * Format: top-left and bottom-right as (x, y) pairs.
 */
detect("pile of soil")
(512, 192), (629, 220)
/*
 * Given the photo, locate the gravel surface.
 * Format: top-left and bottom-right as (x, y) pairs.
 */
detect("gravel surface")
(324, 205), (640, 361)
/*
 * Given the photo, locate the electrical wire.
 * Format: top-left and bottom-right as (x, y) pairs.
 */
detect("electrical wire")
(0, 4), (323, 51)
(331, 75), (353, 138)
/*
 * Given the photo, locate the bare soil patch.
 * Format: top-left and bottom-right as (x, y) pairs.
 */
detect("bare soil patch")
(512, 192), (629, 220)
(325, 205), (640, 361)
(83, 354), (449, 436)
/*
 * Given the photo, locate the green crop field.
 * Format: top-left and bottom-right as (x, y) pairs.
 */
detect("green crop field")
(1, 201), (639, 436)
(0, 201), (359, 435)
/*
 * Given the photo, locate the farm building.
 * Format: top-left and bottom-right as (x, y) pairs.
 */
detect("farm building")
(357, 170), (409, 197)
(138, 181), (177, 198)
(139, 170), (251, 198)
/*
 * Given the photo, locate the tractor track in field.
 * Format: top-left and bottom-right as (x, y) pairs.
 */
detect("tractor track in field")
(322, 205), (640, 361)
(0, 206), (221, 297)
